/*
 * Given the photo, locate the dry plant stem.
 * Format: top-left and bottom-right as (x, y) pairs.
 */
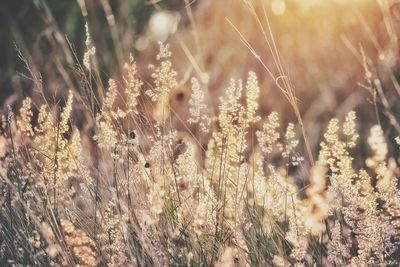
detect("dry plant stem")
(83, 19), (105, 100)
(53, 118), (60, 213)
(176, 36), (206, 84)
(226, 9), (315, 166)
(100, 0), (124, 68)
(35, 0), (75, 65)
(360, 45), (400, 134)
(68, 40), (103, 116)
(184, 0), (203, 70)
(260, 1), (315, 166)
(7, 108), (21, 197)
(358, 3), (400, 99)
(375, 80), (400, 134)
(356, 8), (400, 134)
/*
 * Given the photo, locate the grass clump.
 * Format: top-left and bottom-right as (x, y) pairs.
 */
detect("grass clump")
(0, 41), (399, 266)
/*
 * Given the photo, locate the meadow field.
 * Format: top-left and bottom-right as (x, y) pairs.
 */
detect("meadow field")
(0, 0), (400, 266)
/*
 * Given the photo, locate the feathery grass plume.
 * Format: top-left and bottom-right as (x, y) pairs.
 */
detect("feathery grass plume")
(327, 221), (351, 266)
(61, 219), (97, 267)
(18, 91), (84, 196)
(319, 111), (359, 176)
(147, 42), (177, 101)
(304, 163), (330, 235)
(282, 123), (303, 166)
(366, 125), (388, 169)
(146, 42), (178, 121)
(343, 110), (358, 148)
(366, 126), (400, 247)
(268, 166), (309, 251)
(83, 23), (96, 71)
(59, 92), (73, 134)
(247, 152), (267, 207)
(94, 79), (119, 149)
(318, 112), (360, 265)
(208, 79), (249, 249)
(124, 53), (143, 115)
(245, 71), (261, 123)
(256, 111), (281, 155)
(17, 98), (34, 137)
(351, 169), (387, 266)
(187, 77), (211, 133)
(316, 112), (400, 265)
(98, 201), (130, 266)
(213, 78), (247, 164)
(366, 126), (400, 230)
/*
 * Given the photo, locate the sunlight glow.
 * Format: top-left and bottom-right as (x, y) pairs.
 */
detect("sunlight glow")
(272, 0), (286, 16)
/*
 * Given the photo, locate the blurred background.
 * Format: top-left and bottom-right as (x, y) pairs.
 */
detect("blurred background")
(1, 0), (399, 156)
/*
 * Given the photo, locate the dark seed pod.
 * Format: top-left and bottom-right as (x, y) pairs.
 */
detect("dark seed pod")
(144, 162), (150, 168)
(176, 92), (185, 101)
(129, 131), (136, 139)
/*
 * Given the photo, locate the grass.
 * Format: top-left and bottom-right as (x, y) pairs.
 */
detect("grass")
(1, 0), (400, 266)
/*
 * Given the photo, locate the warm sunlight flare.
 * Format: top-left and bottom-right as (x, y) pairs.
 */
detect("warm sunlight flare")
(1, 0), (399, 266)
